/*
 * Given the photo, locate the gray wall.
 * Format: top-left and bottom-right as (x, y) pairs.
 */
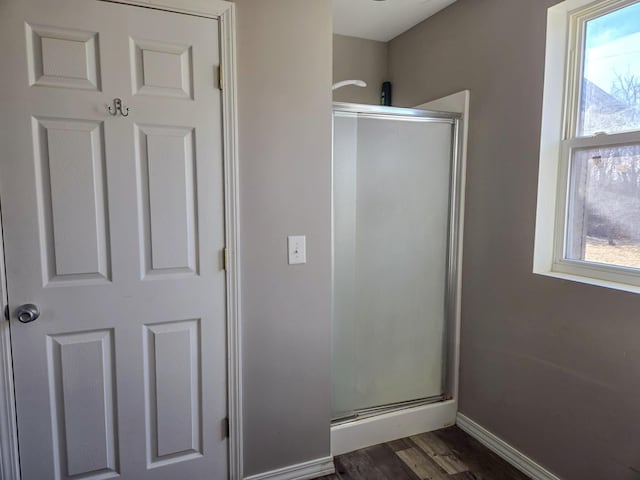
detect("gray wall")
(333, 34), (388, 105)
(234, 0), (333, 476)
(390, 1), (640, 479)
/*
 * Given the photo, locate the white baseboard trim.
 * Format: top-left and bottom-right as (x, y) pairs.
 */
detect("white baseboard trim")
(456, 413), (561, 480)
(332, 400), (457, 456)
(243, 456), (335, 480)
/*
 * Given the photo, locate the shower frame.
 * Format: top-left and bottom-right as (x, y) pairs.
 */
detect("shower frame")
(331, 102), (465, 451)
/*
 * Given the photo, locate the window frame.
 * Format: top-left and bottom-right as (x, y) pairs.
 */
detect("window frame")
(534, 0), (640, 292)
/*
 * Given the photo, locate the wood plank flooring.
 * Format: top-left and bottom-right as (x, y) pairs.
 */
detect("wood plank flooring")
(317, 426), (531, 480)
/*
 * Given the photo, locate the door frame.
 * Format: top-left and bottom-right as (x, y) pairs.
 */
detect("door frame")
(0, 0), (243, 478)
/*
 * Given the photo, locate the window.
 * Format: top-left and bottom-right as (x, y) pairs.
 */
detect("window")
(535, 0), (640, 291)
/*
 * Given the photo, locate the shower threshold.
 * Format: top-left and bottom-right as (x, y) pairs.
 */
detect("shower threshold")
(332, 394), (446, 426)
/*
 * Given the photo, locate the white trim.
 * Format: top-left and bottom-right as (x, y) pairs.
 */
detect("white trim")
(536, 264), (640, 294)
(534, 0), (573, 277)
(0, 1), (242, 480)
(0, 205), (20, 480)
(219, 4), (243, 480)
(456, 414), (562, 480)
(243, 457), (335, 480)
(100, 0), (231, 18)
(331, 400), (457, 456)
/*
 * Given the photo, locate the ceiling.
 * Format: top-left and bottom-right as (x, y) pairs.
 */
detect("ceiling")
(333, 0), (457, 42)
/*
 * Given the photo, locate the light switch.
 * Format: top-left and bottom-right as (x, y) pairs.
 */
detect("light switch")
(288, 235), (306, 265)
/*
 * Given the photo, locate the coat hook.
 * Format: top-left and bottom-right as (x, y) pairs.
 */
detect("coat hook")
(107, 98), (130, 117)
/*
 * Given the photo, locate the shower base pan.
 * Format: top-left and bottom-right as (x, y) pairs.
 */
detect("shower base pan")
(330, 397), (457, 455)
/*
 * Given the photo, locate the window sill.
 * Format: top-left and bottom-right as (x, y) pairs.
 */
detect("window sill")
(534, 264), (640, 295)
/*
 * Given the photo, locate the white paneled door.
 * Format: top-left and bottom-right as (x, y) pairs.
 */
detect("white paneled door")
(0, 0), (227, 479)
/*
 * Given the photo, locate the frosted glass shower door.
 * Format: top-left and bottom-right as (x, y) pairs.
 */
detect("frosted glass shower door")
(332, 111), (454, 420)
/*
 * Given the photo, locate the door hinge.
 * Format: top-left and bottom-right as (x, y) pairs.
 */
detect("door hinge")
(3, 305), (8, 322)
(218, 64), (223, 90)
(223, 417), (230, 438)
(222, 247), (228, 271)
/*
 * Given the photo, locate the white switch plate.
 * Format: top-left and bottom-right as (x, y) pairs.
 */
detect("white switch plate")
(288, 235), (306, 265)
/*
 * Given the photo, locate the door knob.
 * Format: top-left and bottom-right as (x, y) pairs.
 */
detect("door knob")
(15, 304), (40, 324)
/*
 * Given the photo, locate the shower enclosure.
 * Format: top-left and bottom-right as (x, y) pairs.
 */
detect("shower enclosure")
(332, 103), (462, 426)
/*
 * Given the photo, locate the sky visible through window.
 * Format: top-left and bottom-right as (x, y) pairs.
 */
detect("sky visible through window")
(584, 1), (640, 98)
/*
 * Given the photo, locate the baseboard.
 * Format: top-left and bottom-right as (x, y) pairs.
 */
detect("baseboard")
(332, 400), (457, 456)
(243, 456), (335, 480)
(456, 414), (561, 480)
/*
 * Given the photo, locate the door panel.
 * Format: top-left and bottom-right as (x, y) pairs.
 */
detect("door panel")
(33, 117), (111, 284)
(0, 1), (226, 479)
(131, 39), (193, 99)
(136, 124), (198, 277)
(48, 329), (118, 479)
(26, 24), (101, 91)
(144, 320), (202, 466)
(332, 113), (453, 418)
